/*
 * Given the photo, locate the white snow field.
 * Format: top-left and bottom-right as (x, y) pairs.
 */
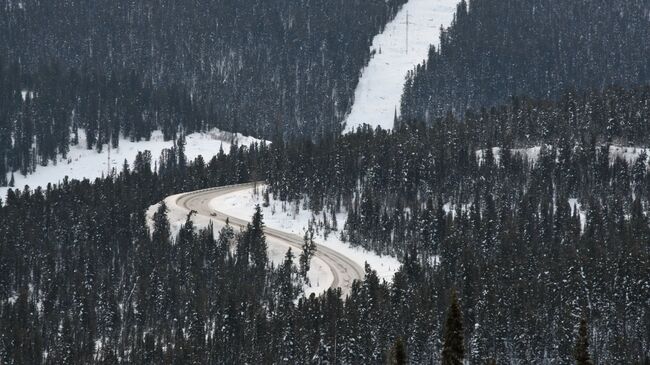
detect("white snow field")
(0, 128), (264, 201)
(344, 0), (458, 133)
(209, 185), (401, 285)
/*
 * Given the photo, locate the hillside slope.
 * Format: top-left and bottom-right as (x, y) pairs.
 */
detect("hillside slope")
(400, 0), (650, 122)
(1, 0), (407, 140)
(344, 0), (457, 132)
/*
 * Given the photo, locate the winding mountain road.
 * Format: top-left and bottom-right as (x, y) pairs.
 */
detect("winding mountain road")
(172, 182), (365, 296)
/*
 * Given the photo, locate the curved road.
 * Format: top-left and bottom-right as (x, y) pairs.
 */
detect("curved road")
(174, 182), (365, 296)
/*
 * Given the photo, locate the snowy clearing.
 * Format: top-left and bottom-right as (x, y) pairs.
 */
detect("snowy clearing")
(1, 128), (264, 201)
(344, 0), (458, 132)
(209, 185), (401, 284)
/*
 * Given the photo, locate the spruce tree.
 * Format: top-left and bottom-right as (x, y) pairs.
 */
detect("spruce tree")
(152, 202), (171, 246)
(575, 316), (593, 365)
(441, 289), (464, 365)
(249, 205), (268, 273)
(299, 226), (317, 281)
(387, 337), (407, 365)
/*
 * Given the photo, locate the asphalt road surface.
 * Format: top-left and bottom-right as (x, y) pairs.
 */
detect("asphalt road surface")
(173, 182), (365, 296)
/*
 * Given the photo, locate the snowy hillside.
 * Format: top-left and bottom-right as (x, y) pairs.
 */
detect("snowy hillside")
(1, 129), (264, 200)
(344, 0), (457, 132)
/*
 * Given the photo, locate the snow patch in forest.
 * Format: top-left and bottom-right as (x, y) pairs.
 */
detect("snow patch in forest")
(475, 146), (548, 166)
(609, 146), (650, 166)
(343, 0), (457, 132)
(1, 128), (265, 201)
(568, 198), (587, 232)
(445, 196), (588, 233)
(209, 186), (401, 286)
(476, 145), (650, 168)
(6, 294), (17, 305)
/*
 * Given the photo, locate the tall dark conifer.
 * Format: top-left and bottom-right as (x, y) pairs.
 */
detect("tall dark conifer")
(441, 290), (464, 365)
(575, 316), (593, 365)
(249, 205), (268, 272)
(299, 227), (317, 281)
(387, 337), (407, 365)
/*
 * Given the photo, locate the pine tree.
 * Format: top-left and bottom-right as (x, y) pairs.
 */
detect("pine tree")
(177, 134), (187, 172)
(441, 289), (464, 365)
(575, 316), (593, 365)
(249, 205), (268, 271)
(99, 341), (119, 365)
(279, 248), (297, 309)
(387, 337), (407, 365)
(299, 226), (317, 281)
(152, 202), (171, 246)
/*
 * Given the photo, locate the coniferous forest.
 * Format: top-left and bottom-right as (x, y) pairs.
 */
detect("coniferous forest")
(1, 0), (406, 141)
(1, 0), (650, 364)
(400, 0), (650, 122)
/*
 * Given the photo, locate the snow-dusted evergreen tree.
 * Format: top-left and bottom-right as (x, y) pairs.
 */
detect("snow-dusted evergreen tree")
(574, 316), (593, 365)
(442, 290), (464, 365)
(387, 337), (407, 365)
(299, 226), (317, 281)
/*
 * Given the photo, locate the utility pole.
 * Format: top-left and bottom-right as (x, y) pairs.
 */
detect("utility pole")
(107, 142), (111, 177)
(107, 124), (112, 177)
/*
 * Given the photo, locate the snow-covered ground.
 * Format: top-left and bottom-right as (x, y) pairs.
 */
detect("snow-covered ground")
(476, 145), (650, 168)
(475, 146), (549, 166)
(609, 146), (650, 166)
(344, 0), (458, 132)
(209, 185), (401, 285)
(1, 128), (264, 201)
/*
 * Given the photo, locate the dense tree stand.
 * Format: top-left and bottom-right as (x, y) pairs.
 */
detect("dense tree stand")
(575, 316), (593, 365)
(442, 290), (464, 365)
